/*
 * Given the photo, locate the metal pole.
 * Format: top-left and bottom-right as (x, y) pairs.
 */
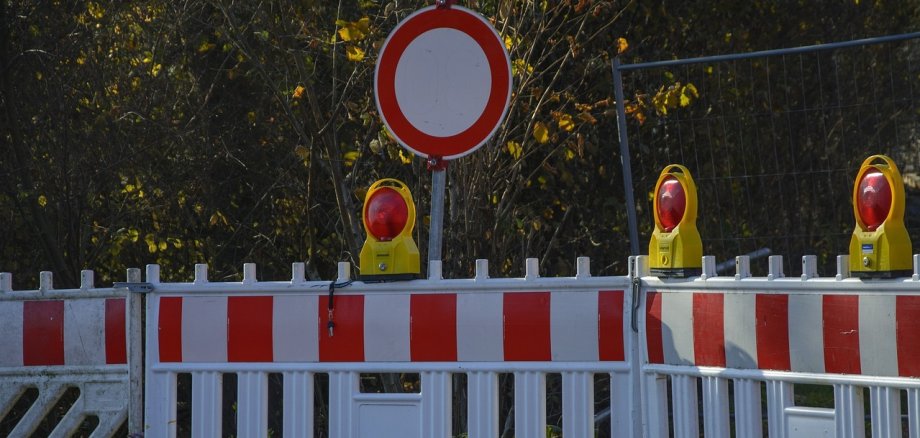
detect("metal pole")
(125, 268), (144, 436)
(612, 57), (641, 256)
(428, 160), (447, 270)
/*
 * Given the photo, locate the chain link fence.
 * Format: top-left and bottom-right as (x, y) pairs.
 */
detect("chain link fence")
(614, 33), (920, 276)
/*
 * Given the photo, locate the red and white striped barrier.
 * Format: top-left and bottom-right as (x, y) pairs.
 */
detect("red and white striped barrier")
(645, 290), (920, 377)
(0, 270), (132, 438)
(154, 290), (626, 363)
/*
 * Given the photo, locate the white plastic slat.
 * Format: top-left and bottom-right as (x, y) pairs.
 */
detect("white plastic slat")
(702, 376), (729, 438)
(766, 380), (793, 438)
(237, 371), (268, 438)
(611, 371), (634, 436)
(283, 371), (314, 438)
(329, 372), (357, 438)
(643, 374), (669, 438)
(671, 374), (699, 438)
(869, 386), (902, 438)
(9, 383), (67, 437)
(514, 371), (546, 438)
(0, 383), (22, 419)
(908, 388), (920, 438)
(191, 371), (223, 437)
(421, 371), (452, 437)
(48, 398), (86, 437)
(834, 384), (866, 438)
(92, 410), (129, 438)
(467, 371), (498, 438)
(562, 371), (593, 438)
(144, 371), (177, 438)
(733, 378), (763, 438)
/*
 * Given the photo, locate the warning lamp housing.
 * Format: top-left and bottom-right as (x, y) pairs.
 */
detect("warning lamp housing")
(359, 178), (420, 281)
(649, 164), (703, 277)
(849, 155), (912, 278)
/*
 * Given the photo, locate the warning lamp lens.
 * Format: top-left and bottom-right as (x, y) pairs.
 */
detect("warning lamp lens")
(365, 187), (409, 241)
(657, 176), (686, 232)
(856, 170), (892, 231)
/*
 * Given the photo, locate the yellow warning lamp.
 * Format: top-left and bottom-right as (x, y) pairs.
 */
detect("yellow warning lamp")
(849, 155), (912, 278)
(359, 178), (420, 281)
(649, 165), (703, 277)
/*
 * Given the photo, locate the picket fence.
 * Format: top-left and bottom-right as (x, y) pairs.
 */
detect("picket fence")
(3, 254), (920, 437)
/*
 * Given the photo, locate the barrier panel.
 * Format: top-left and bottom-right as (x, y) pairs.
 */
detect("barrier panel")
(143, 258), (636, 438)
(0, 271), (129, 437)
(638, 254), (920, 438)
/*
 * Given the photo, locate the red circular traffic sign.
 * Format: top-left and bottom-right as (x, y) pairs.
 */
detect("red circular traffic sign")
(375, 5), (512, 160)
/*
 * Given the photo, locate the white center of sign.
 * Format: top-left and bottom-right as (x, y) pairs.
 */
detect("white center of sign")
(394, 28), (492, 138)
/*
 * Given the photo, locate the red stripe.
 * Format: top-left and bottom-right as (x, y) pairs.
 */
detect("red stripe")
(23, 300), (65, 366)
(693, 293), (725, 367)
(897, 296), (920, 377)
(646, 292), (664, 364)
(755, 294), (790, 371)
(598, 290), (625, 361)
(319, 295), (365, 362)
(104, 298), (127, 364)
(410, 294), (457, 361)
(503, 292), (551, 361)
(158, 297), (183, 362)
(228, 296), (274, 362)
(823, 295), (861, 374)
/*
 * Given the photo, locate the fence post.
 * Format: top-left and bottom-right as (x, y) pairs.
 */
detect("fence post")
(126, 267), (143, 437)
(611, 57), (640, 256)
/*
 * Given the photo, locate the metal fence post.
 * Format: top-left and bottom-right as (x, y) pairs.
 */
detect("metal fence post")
(611, 57), (640, 256)
(126, 268), (144, 436)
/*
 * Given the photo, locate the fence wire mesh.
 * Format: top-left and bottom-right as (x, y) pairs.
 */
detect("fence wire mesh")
(617, 34), (920, 276)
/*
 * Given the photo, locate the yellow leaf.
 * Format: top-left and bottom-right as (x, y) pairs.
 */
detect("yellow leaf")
(506, 141), (522, 159)
(337, 17), (370, 42)
(577, 111), (597, 124)
(145, 233), (157, 253)
(558, 114), (575, 132)
(533, 121), (550, 144)
(345, 45), (365, 62)
(343, 150), (360, 167)
(292, 85), (305, 99)
(197, 40), (216, 53)
(87, 2), (105, 19)
(504, 35), (513, 50)
(294, 145), (309, 160)
(512, 59), (534, 76)
(616, 37), (629, 55)
(158, 241), (168, 252)
(564, 148), (575, 160)
(37, 195), (47, 207)
(151, 63), (162, 77)
(398, 149), (413, 165)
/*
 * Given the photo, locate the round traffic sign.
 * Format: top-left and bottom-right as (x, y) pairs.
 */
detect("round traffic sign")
(375, 5), (512, 160)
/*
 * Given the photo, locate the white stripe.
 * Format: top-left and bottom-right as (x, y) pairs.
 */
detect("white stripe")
(661, 292), (694, 365)
(788, 294), (824, 373)
(724, 293), (758, 369)
(859, 294), (898, 377)
(273, 295), (318, 362)
(64, 299), (106, 365)
(457, 292), (503, 361)
(550, 291), (599, 361)
(0, 301), (23, 367)
(182, 296), (228, 362)
(363, 294), (410, 361)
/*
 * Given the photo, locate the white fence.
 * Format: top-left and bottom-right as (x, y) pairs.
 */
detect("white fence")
(3, 253), (920, 437)
(0, 270), (130, 437)
(142, 258), (637, 437)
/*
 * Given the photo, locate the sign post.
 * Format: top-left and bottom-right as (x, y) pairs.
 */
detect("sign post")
(374, 4), (511, 271)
